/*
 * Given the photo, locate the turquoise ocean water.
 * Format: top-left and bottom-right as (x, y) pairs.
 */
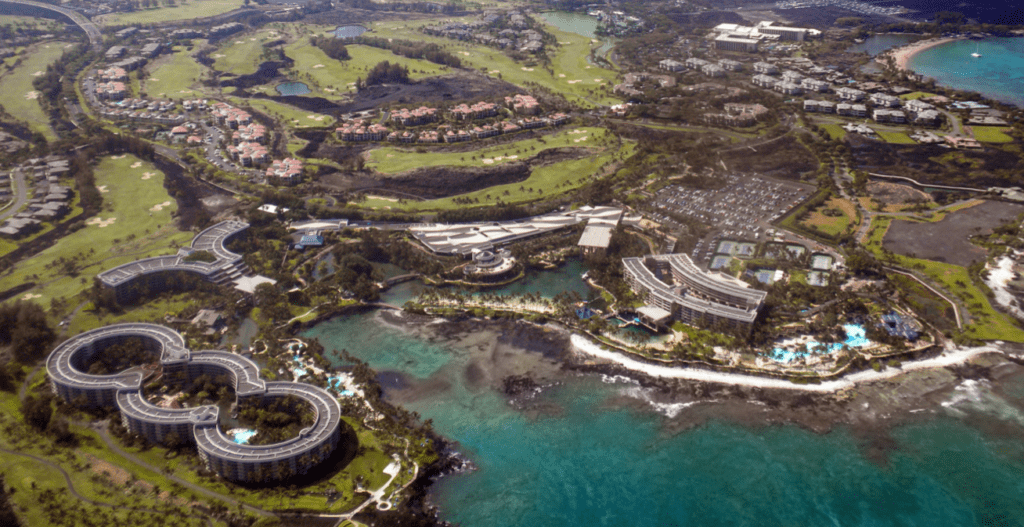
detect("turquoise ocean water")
(303, 264), (1024, 525)
(908, 37), (1024, 107)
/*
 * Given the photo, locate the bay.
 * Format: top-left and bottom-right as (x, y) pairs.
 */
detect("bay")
(908, 37), (1024, 107)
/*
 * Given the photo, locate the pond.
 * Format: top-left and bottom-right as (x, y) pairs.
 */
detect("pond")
(846, 34), (917, 56)
(276, 81), (311, 96)
(332, 25), (367, 39)
(539, 11), (599, 39)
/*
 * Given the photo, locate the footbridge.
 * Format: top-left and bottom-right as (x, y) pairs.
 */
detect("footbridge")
(0, 0), (102, 49)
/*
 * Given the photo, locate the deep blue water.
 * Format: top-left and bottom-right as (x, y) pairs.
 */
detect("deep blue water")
(276, 81), (311, 96)
(908, 37), (1024, 107)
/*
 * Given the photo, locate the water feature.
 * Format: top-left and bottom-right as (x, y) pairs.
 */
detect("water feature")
(229, 428), (257, 444)
(771, 323), (870, 362)
(538, 11), (599, 39)
(908, 37), (1024, 107)
(846, 34), (917, 56)
(276, 81), (311, 96)
(332, 25), (367, 39)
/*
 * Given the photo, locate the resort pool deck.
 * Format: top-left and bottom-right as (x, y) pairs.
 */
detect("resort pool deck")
(771, 324), (871, 362)
(228, 428), (258, 444)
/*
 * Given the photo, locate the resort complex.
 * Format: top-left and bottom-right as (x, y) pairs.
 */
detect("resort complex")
(46, 323), (343, 482)
(96, 221), (265, 303)
(623, 254), (768, 331)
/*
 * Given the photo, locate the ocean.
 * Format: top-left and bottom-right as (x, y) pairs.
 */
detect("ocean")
(303, 275), (1024, 526)
(908, 37), (1024, 107)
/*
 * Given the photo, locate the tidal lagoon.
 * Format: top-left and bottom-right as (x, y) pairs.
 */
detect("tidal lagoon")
(303, 264), (1024, 526)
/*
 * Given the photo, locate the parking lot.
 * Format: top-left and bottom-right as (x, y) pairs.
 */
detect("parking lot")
(650, 175), (813, 264)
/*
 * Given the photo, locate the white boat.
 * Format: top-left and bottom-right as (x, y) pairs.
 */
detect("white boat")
(971, 43), (982, 58)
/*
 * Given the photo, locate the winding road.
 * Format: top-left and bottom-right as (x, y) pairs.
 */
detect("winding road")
(0, 0), (101, 49)
(0, 169), (27, 222)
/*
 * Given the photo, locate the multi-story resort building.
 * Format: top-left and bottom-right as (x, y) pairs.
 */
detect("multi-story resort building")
(623, 253), (767, 331)
(97, 221), (256, 304)
(47, 323), (342, 482)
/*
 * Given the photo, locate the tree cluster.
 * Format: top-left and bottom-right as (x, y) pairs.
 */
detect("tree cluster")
(356, 36), (462, 68)
(363, 61), (410, 86)
(0, 301), (55, 364)
(308, 35), (350, 61)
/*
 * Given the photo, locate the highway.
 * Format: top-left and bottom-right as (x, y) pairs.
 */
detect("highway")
(0, 0), (102, 49)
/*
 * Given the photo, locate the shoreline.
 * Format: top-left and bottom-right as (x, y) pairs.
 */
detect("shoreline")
(570, 334), (1010, 393)
(882, 36), (965, 72)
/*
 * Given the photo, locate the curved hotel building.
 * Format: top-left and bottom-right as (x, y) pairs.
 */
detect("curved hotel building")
(97, 221), (252, 304)
(47, 323), (343, 482)
(623, 254), (767, 331)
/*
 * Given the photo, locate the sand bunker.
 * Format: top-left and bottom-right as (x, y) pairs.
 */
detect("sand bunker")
(32, 71), (43, 76)
(559, 74), (566, 78)
(213, 54), (226, 58)
(521, 67), (534, 71)
(593, 78), (603, 82)
(21, 293), (41, 301)
(150, 200), (172, 212)
(568, 129), (587, 134)
(482, 159), (494, 164)
(86, 217), (117, 228)
(97, 185), (109, 193)
(489, 70), (500, 74)
(234, 40), (245, 44)
(567, 80), (582, 84)
(574, 136), (588, 143)
(130, 161), (142, 168)
(25, 91), (39, 100)
(461, 51), (470, 56)
(141, 172), (155, 180)
(111, 154), (125, 159)
(312, 64), (325, 68)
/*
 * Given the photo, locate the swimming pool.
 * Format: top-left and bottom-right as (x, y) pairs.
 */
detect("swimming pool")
(771, 324), (870, 362)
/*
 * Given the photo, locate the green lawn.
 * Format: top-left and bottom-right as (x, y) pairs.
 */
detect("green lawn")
(0, 41), (70, 140)
(357, 140), (634, 211)
(863, 215), (1023, 342)
(95, 0), (245, 26)
(970, 126), (1013, 143)
(876, 131), (916, 144)
(0, 155), (193, 309)
(367, 19), (620, 107)
(899, 91), (938, 100)
(800, 197), (858, 237)
(212, 28), (281, 76)
(819, 123), (846, 141)
(366, 126), (612, 174)
(229, 97), (335, 128)
(283, 40), (449, 97)
(0, 15), (65, 32)
(143, 46), (209, 99)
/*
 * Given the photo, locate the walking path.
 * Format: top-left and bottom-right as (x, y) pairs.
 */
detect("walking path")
(571, 334), (1005, 393)
(0, 445), (214, 525)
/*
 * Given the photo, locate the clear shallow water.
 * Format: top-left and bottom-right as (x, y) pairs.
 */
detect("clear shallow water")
(276, 81), (311, 96)
(772, 323), (871, 362)
(908, 37), (1024, 107)
(303, 308), (1024, 526)
(302, 262), (1024, 526)
(230, 429), (257, 444)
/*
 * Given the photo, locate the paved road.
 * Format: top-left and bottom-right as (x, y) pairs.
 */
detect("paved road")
(0, 0), (101, 48)
(0, 169), (26, 222)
